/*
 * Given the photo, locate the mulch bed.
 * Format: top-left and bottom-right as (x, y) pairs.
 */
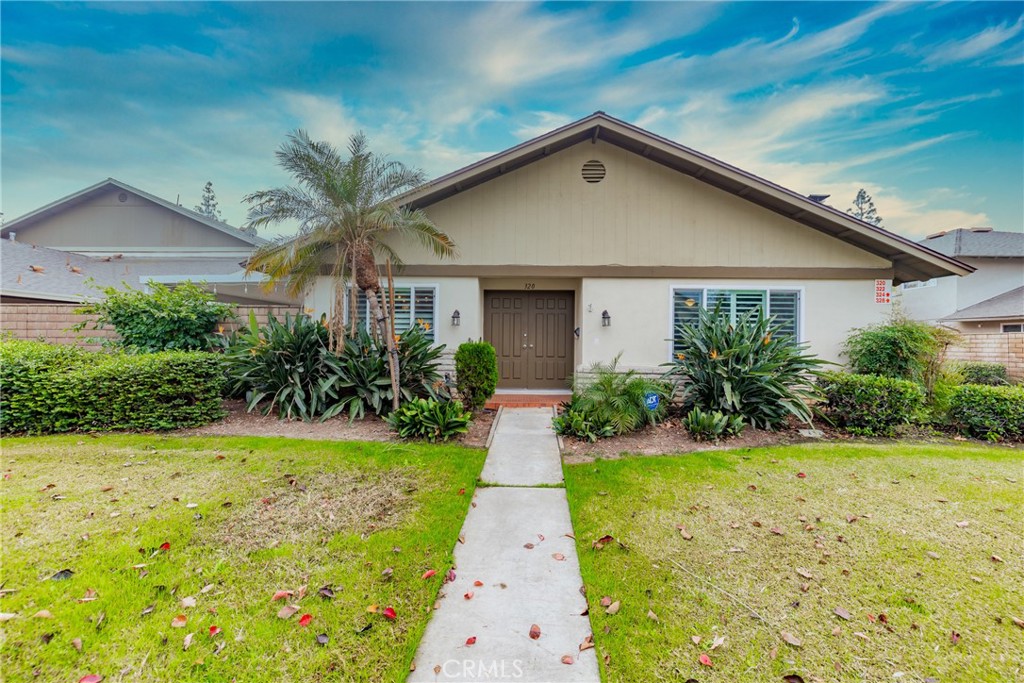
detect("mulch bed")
(177, 399), (496, 448)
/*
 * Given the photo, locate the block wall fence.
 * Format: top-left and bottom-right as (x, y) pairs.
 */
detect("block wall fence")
(946, 333), (1024, 380)
(0, 303), (302, 351)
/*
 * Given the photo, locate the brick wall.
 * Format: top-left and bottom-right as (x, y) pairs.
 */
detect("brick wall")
(946, 333), (1024, 380)
(0, 303), (302, 351)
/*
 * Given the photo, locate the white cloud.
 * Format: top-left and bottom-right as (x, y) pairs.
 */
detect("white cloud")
(512, 111), (575, 140)
(923, 15), (1024, 66)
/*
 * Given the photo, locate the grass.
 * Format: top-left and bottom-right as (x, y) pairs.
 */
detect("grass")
(564, 442), (1024, 682)
(0, 435), (485, 682)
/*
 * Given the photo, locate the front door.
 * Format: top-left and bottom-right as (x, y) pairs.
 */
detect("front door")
(484, 291), (574, 390)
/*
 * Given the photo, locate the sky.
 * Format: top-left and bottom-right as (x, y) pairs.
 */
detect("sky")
(2, 1), (1022, 240)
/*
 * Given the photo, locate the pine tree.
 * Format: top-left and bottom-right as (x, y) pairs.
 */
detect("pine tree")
(847, 189), (882, 226)
(194, 181), (222, 221)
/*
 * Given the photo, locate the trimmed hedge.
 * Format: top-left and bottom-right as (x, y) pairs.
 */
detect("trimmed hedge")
(949, 384), (1024, 442)
(454, 341), (498, 410)
(959, 362), (1010, 386)
(819, 372), (925, 436)
(1, 340), (225, 434)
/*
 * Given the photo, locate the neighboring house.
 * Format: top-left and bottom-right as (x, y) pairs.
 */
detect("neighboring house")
(899, 228), (1024, 333)
(0, 178), (294, 305)
(293, 112), (967, 390)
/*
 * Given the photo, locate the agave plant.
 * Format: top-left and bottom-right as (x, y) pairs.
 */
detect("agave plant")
(664, 305), (829, 429)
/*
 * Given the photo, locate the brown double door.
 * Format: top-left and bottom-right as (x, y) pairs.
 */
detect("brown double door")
(484, 291), (574, 390)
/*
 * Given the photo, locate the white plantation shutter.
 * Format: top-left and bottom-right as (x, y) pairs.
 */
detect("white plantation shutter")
(672, 287), (801, 356)
(353, 286), (437, 341)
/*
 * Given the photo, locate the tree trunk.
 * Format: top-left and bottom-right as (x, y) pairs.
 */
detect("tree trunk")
(354, 242), (400, 412)
(349, 250), (358, 338)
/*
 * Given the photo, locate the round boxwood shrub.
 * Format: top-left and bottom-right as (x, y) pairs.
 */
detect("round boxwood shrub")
(819, 371), (926, 436)
(454, 341), (498, 410)
(949, 384), (1024, 442)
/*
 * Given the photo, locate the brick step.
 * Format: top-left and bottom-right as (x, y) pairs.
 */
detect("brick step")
(484, 393), (571, 410)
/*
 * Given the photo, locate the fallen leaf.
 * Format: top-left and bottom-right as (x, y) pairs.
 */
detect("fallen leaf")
(600, 596), (612, 607)
(159, 542), (171, 552)
(831, 626), (842, 636)
(186, 503), (198, 509)
(1011, 617), (1024, 630)
(561, 655), (574, 665)
(647, 610), (659, 622)
(926, 551), (940, 560)
(956, 521), (969, 528)
(529, 624), (541, 640)
(473, 580), (484, 587)
(691, 635), (701, 645)
(421, 569), (437, 580)
(552, 553), (566, 561)
(580, 635), (594, 651)
(464, 592), (474, 600)
(677, 524), (693, 540)
(141, 604), (155, 616)
(78, 675), (103, 683)
(710, 635), (725, 650)
(277, 605), (298, 620)
(846, 515), (858, 523)
(381, 567), (393, 579)
(458, 534), (465, 544)
(33, 610), (53, 619)
(854, 631), (869, 640)
(796, 472), (806, 479)
(592, 534), (615, 550)
(366, 604), (379, 613)
(171, 614), (187, 628)
(298, 614), (312, 627)
(523, 543), (535, 550)
(780, 631), (802, 647)
(51, 569), (74, 581)
(783, 676), (806, 683)
(434, 665), (442, 675)
(465, 636), (477, 646)
(318, 585), (335, 599)
(747, 485), (757, 492)
(834, 607), (852, 621)
(796, 568), (814, 580)
(770, 527), (784, 536)
(950, 630), (961, 645)
(183, 632), (194, 651)
(209, 625), (222, 636)
(0, 613), (17, 622)
(180, 596), (196, 609)
(605, 600), (621, 615)
(699, 653), (713, 667)
(271, 590), (293, 601)
(382, 606), (396, 620)
(316, 633), (329, 645)
(991, 555), (1004, 563)
(457, 488), (465, 495)
(444, 569), (456, 583)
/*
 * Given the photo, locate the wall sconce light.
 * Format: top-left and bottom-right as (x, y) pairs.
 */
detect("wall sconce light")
(601, 310), (611, 327)
(451, 309), (461, 326)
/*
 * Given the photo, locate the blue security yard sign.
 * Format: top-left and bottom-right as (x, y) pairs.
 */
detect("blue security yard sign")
(644, 392), (660, 411)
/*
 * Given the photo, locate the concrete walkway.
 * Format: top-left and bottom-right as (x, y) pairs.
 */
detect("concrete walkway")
(410, 408), (599, 683)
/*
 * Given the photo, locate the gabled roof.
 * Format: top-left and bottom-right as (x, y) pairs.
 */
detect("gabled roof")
(0, 178), (267, 247)
(397, 112), (973, 284)
(920, 228), (1024, 258)
(941, 286), (1024, 322)
(0, 239), (123, 302)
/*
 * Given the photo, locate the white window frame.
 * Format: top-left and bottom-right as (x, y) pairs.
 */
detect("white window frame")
(345, 282), (439, 339)
(1001, 323), (1023, 333)
(667, 284), (806, 359)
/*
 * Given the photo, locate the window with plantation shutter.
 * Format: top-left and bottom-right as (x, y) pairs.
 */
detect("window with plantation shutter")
(353, 285), (437, 341)
(672, 287), (801, 356)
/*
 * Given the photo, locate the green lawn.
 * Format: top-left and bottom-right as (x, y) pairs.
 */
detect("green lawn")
(0, 435), (485, 682)
(564, 443), (1024, 682)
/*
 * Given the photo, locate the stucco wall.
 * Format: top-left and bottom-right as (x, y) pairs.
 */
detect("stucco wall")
(956, 258), (1024, 310)
(309, 275), (889, 373)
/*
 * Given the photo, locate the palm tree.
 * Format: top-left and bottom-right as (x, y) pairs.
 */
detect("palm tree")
(243, 130), (457, 410)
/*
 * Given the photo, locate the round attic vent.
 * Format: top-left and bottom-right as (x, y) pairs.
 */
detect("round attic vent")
(118, 192), (128, 203)
(581, 160), (606, 183)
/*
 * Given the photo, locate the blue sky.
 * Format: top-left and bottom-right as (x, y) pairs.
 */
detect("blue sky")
(2, 1), (1022, 238)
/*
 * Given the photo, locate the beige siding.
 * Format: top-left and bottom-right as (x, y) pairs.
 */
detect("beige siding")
(395, 140), (890, 270)
(14, 189), (250, 250)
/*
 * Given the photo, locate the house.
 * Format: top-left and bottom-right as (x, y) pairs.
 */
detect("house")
(899, 228), (1024, 333)
(0, 178), (294, 305)
(306, 112), (972, 391)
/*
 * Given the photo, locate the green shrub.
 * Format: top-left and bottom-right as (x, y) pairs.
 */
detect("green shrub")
(223, 312), (348, 421)
(959, 362), (1010, 386)
(664, 305), (827, 429)
(928, 364), (966, 425)
(386, 398), (472, 442)
(683, 406), (745, 442)
(819, 372), (926, 436)
(843, 317), (958, 388)
(75, 281), (234, 352)
(949, 384), (1024, 441)
(0, 340), (224, 434)
(552, 399), (615, 443)
(573, 356), (669, 435)
(335, 326), (447, 419)
(454, 342), (498, 410)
